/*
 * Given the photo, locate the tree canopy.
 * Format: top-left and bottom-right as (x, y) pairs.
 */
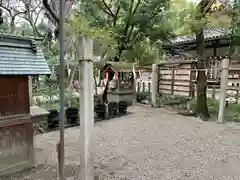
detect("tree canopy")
(77, 0), (175, 62)
(0, 0), (238, 65)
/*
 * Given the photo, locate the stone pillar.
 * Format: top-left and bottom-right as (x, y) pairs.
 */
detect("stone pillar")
(77, 35), (94, 180)
(151, 64), (158, 107)
(218, 58), (229, 123)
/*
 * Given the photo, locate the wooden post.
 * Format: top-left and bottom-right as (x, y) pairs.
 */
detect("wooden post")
(218, 58), (229, 123)
(212, 85), (216, 100)
(28, 76), (33, 106)
(77, 36), (94, 180)
(151, 64), (157, 107)
(236, 83), (239, 104)
(148, 82), (151, 93)
(157, 67), (160, 95)
(189, 63), (195, 98)
(171, 68), (175, 95)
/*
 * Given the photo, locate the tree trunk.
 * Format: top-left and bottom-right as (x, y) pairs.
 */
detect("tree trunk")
(195, 28), (209, 120)
(67, 66), (77, 107)
(93, 74), (98, 95)
(10, 17), (15, 34)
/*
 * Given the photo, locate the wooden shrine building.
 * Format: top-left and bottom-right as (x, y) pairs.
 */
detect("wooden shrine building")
(0, 34), (50, 176)
(161, 27), (240, 100)
(163, 27), (231, 59)
(163, 27), (239, 82)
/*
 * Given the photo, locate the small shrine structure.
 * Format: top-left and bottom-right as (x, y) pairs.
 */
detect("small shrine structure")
(0, 34), (50, 176)
(100, 61), (135, 106)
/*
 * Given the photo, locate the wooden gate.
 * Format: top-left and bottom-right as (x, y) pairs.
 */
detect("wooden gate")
(157, 60), (196, 97)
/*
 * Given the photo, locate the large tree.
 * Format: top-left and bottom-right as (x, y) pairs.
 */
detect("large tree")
(79, 0), (174, 62)
(194, 0), (215, 120)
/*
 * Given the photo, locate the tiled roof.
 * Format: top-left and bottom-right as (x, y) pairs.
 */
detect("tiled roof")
(0, 34), (51, 75)
(169, 27), (231, 45)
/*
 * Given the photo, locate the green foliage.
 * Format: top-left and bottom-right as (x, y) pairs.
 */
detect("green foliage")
(162, 95), (240, 122)
(122, 38), (160, 65)
(78, 0), (174, 60)
(156, 95), (189, 106)
(168, 0), (232, 36)
(187, 98), (219, 115)
(136, 92), (151, 102)
(66, 11), (116, 58)
(167, 0), (210, 34)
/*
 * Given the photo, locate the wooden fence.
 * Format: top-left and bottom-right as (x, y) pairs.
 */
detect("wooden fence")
(155, 57), (240, 103)
(136, 81), (152, 93)
(135, 68), (152, 94)
(157, 60), (196, 97)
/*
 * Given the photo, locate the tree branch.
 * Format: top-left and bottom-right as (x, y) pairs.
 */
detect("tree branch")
(0, 4), (12, 17)
(122, 0), (141, 45)
(92, 0), (113, 17)
(0, 3), (26, 33)
(42, 0), (59, 25)
(101, 0), (114, 17)
(20, 1), (43, 36)
(113, 5), (120, 26)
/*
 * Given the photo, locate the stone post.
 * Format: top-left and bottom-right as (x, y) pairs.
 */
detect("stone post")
(218, 58), (229, 123)
(77, 35), (94, 180)
(151, 64), (158, 107)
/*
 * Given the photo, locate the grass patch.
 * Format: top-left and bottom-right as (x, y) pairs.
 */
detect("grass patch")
(156, 94), (240, 122)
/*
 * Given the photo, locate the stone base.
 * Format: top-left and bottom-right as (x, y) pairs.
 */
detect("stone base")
(0, 115), (34, 177)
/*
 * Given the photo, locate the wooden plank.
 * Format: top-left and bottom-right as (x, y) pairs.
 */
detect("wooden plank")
(160, 83), (190, 87)
(189, 63), (195, 98)
(159, 87), (189, 93)
(157, 68), (160, 94)
(160, 73), (190, 76)
(0, 115), (30, 127)
(0, 119), (34, 177)
(160, 79), (190, 83)
(174, 81), (190, 86)
(159, 67), (192, 71)
(174, 85), (190, 92)
(0, 76), (29, 116)
(174, 91), (189, 96)
(171, 68), (174, 95)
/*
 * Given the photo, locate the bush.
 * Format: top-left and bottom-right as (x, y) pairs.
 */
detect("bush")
(65, 96), (79, 107)
(157, 94), (240, 122)
(65, 107), (79, 124)
(187, 98), (219, 115)
(136, 92), (150, 103)
(225, 103), (240, 122)
(207, 99), (219, 115)
(156, 94), (189, 106)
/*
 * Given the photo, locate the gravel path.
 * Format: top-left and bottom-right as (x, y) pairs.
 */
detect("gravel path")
(4, 104), (240, 180)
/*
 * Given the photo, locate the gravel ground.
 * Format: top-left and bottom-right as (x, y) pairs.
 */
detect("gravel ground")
(4, 104), (240, 180)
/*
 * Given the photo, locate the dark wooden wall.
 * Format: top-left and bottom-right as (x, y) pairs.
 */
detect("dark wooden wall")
(0, 76), (29, 116)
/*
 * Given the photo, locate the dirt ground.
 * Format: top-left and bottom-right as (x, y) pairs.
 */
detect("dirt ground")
(4, 104), (240, 180)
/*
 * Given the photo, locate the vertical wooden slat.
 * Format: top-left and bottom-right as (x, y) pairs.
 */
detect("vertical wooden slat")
(137, 82), (140, 92)
(157, 66), (160, 94)
(236, 83), (239, 104)
(189, 64), (193, 97)
(171, 68), (175, 95)
(190, 63), (196, 99)
(27, 122), (35, 167)
(148, 82), (151, 93)
(212, 85), (216, 100)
